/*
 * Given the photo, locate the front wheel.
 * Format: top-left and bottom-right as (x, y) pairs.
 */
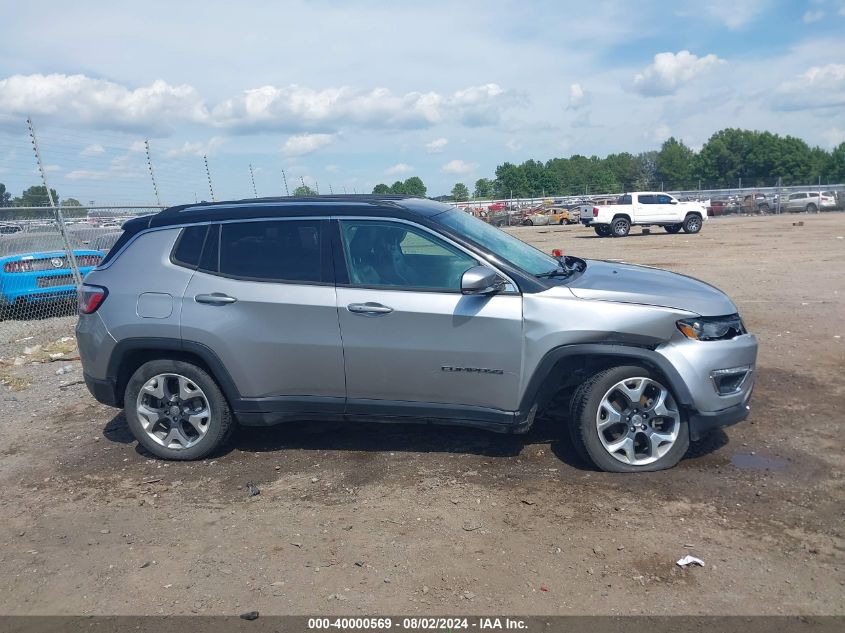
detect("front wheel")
(611, 217), (630, 237)
(569, 366), (689, 472)
(124, 359), (235, 460)
(682, 214), (702, 234)
(664, 224), (682, 234)
(593, 225), (611, 237)
(522, 219), (533, 226)
(806, 203), (817, 213)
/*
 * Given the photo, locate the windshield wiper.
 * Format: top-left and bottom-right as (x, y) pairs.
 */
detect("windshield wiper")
(535, 267), (572, 278)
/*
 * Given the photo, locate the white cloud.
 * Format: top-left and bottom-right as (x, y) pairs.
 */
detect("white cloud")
(0, 74), (207, 132)
(774, 63), (845, 110)
(212, 83), (513, 131)
(803, 10), (825, 24)
(425, 137), (448, 153)
(385, 163), (413, 175)
(128, 140), (147, 153)
(325, 164), (338, 172)
(80, 143), (104, 157)
(442, 159), (477, 174)
(165, 137), (226, 158)
(691, 0), (771, 29)
(505, 139), (521, 151)
(66, 169), (109, 181)
(652, 123), (672, 143)
(567, 83), (588, 109)
(822, 127), (845, 147)
(633, 51), (725, 96)
(840, 4), (845, 17)
(281, 133), (336, 156)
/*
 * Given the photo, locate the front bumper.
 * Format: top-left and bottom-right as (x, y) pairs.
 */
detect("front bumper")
(687, 389), (752, 441)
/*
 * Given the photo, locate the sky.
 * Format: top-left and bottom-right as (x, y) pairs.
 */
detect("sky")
(1, 0), (844, 203)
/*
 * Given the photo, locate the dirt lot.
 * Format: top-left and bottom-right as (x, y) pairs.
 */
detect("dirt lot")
(0, 215), (843, 616)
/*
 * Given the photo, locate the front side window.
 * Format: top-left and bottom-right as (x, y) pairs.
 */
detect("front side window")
(656, 194), (673, 204)
(340, 220), (476, 290)
(209, 220), (323, 283)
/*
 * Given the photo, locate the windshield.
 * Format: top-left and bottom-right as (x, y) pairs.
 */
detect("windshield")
(433, 208), (561, 276)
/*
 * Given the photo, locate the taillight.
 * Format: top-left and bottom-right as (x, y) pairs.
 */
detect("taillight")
(3, 260), (35, 273)
(593, 207), (599, 217)
(551, 248), (563, 257)
(79, 284), (108, 314)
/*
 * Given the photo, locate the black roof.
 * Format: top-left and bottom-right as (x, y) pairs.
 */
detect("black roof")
(124, 195), (454, 233)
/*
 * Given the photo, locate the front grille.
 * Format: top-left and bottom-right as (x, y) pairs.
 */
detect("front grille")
(36, 274), (75, 288)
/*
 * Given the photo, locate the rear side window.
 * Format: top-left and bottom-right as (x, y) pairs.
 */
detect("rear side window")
(618, 194), (632, 204)
(217, 220), (324, 283)
(171, 225), (208, 269)
(638, 194), (656, 204)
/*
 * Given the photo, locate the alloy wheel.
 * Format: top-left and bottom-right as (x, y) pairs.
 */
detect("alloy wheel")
(135, 373), (212, 450)
(595, 377), (680, 466)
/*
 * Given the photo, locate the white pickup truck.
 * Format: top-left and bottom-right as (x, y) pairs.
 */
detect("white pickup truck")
(580, 192), (706, 237)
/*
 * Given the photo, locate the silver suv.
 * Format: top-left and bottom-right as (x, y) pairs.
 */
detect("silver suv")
(76, 196), (757, 472)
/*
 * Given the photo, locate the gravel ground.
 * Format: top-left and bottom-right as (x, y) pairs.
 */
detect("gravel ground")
(0, 214), (843, 616)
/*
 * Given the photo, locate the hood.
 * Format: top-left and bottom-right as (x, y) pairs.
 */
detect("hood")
(566, 260), (736, 316)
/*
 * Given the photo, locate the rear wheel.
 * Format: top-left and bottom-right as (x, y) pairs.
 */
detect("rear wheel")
(682, 214), (702, 234)
(124, 359), (235, 460)
(664, 224), (682, 234)
(593, 225), (611, 237)
(569, 366), (689, 472)
(611, 217), (630, 237)
(559, 218), (566, 225)
(523, 219), (533, 226)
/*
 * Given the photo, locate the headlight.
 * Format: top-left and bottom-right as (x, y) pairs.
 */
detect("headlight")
(677, 314), (746, 341)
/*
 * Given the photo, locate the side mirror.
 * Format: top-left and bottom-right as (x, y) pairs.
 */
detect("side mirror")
(461, 265), (504, 295)
(670, 199), (678, 204)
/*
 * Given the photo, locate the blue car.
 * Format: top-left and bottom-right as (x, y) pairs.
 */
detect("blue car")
(0, 234), (103, 309)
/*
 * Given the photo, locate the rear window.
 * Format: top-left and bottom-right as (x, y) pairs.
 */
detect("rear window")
(171, 225), (208, 269)
(216, 220), (324, 283)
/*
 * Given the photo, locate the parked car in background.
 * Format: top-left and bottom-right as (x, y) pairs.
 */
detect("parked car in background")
(522, 208), (552, 226)
(782, 192), (837, 213)
(707, 197), (740, 217)
(91, 231), (123, 255)
(581, 192), (706, 237)
(0, 223), (23, 235)
(0, 235), (103, 312)
(741, 193), (778, 214)
(77, 194), (756, 472)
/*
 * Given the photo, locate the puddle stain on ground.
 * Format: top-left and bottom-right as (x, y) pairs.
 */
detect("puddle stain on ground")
(730, 453), (789, 470)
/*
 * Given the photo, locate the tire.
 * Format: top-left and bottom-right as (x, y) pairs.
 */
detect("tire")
(124, 359), (235, 460)
(759, 204), (769, 214)
(568, 366), (689, 473)
(559, 219), (566, 225)
(806, 203), (817, 213)
(664, 224), (682, 234)
(682, 214), (702, 234)
(611, 217), (630, 237)
(523, 219), (533, 226)
(593, 225), (611, 237)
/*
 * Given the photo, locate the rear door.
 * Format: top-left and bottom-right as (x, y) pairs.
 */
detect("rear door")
(635, 194), (659, 222)
(180, 219), (346, 408)
(333, 218), (524, 414)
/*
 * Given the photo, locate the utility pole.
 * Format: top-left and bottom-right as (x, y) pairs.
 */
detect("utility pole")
(144, 139), (162, 207)
(203, 155), (216, 202)
(27, 116), (82, 288)
(281, 169), (290, 196)
(249, 164), (258, 198)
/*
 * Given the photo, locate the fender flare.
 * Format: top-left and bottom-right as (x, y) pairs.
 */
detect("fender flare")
(106, 337), (242, 406)
(517, 343), (695, 415)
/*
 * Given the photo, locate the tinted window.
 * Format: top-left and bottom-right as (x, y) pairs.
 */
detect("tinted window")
(656, 195), (673, 204)
(218, 220), (322, 282)
(618, 194), (632, 205)
(638, 194), (656, 204)
(171, 225), (208, 268)
(340, 220), (476, 290)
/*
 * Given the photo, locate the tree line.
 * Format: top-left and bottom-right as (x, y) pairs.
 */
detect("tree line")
(370, 128), (845, 201)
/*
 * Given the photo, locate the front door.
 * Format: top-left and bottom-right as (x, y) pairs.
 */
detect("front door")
(180, 219), (346, 408)
(334, 218), (524, 414)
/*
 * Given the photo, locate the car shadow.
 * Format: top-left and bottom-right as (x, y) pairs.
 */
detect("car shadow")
(574, 232), (680, 239)
(103, 409), (729, 470)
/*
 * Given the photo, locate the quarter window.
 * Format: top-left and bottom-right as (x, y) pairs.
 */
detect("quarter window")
(340, 220), (476, 290)
(209, 220), (323, 283)
(171, 225), (208, 269)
